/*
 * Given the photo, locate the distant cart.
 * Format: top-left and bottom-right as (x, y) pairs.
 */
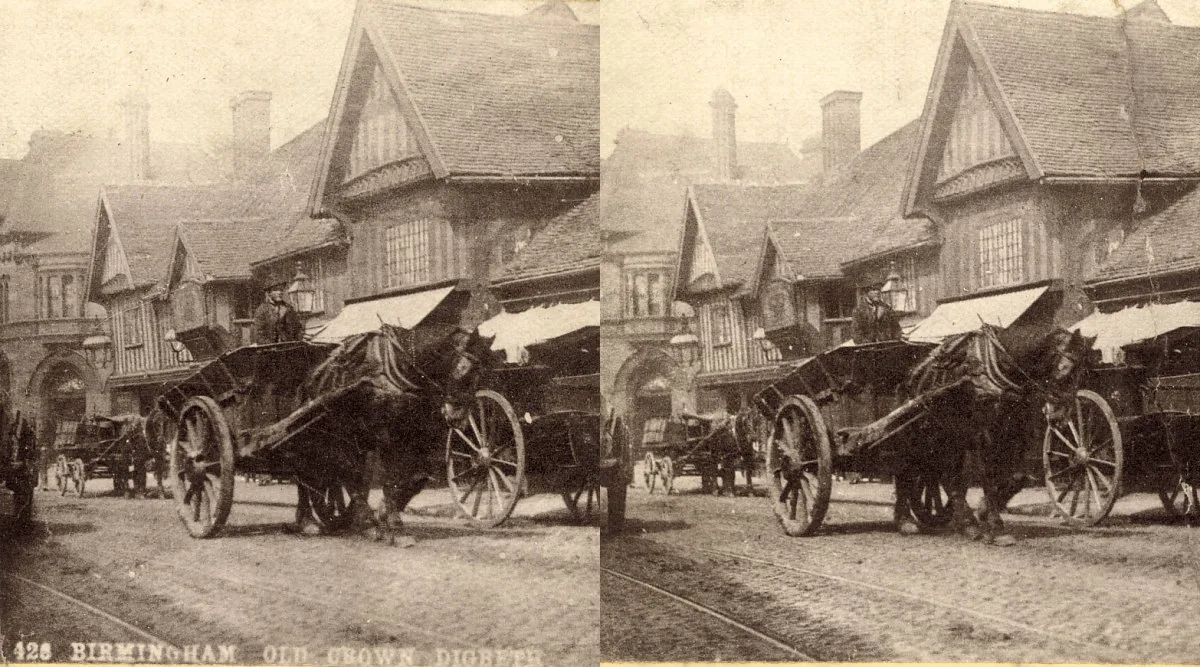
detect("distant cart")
(642, 413), (744, 495)
(53, 414), (149, 498)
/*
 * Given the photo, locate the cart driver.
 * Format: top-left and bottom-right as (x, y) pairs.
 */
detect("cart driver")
(851, 284), (901, 344)
(250, 283), (303, 345)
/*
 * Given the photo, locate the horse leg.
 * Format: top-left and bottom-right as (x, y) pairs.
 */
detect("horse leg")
(294, 475), (321, 535)
(893, 470), (920, 535)
(942, 446), (980, 540)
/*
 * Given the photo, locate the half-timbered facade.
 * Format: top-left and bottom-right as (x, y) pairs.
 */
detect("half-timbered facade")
(86, 119), (339, 414)
(675, 100), (938, 412)
(307, 0), (598, 339)
(603, 89), (807, 433)
(902, 0), (1200, 339)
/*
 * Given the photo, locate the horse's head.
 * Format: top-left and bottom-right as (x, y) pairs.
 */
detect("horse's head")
(1026, 327), (1094, 422)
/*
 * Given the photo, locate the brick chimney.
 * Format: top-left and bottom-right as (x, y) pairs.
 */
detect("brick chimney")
(231, 90), (271, 175)
(121, 91), (150, 182)
(711, 87), (738, 181)
(820, 90), (862, 175)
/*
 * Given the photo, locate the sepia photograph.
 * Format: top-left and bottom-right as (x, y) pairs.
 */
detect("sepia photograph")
(600, 0), (1200, 663)
(0, 1), (600, 666)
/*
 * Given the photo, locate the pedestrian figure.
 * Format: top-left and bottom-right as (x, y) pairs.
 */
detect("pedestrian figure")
(250, 284), (302, 345)
(851, 285), (901, 344)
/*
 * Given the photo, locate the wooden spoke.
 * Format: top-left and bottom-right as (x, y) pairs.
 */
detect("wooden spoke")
(445, 390), (525, 527)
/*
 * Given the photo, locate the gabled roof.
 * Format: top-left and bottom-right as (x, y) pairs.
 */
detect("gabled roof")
(87, 120), (340, 298)
(906, 0), (1200, 215)
(1091, 185), (1200, 285)
(764, 218), (860, 283)
(89, 184), (248, 295)
(681, 120), (934, 295)
(603, 128), (808, 255)
(683, 183), (812, 291)
(175, 218), (282, 282)
(498, 193), (597, 284)
(311, 0), (599, 214)
(6, 132), (218, 255)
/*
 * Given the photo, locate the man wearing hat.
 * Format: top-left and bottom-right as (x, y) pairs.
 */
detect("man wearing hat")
(250, 283), (303, 345)
(851, 284), (901, 344)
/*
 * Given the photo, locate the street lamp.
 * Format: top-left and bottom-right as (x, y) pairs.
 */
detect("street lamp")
(287, 262), (316, 315)
(82, 331), (112, 369)
(669, 331), (700, 366)
(881, 261), (908, 312)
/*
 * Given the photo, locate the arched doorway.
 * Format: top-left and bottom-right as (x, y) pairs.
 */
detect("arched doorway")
(615, 349), (691, 458)
(40, 363), (88, 465)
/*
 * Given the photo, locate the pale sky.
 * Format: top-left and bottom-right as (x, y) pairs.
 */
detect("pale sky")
(601, 0), (1200, 157)
(0, 0), (599, 159)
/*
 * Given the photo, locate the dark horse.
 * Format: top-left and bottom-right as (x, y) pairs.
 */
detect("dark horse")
(289, 322), (495, 542)
(728, 405), (767, 495)
(890, 323), (1093, 544)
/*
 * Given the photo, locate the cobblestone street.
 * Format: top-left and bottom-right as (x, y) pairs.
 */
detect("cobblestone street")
(2, 482), (597, 667)
(602, 471), (1200, 663)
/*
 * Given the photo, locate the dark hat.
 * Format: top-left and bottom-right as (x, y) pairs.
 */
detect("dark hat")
(265, 282), (288, 293)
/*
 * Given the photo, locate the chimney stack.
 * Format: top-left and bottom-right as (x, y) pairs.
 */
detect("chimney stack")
(819, 90), (862, 175)
(710, 87), (738, 181)
(121, 91), (150, 182)
(231, 90), (272, 175)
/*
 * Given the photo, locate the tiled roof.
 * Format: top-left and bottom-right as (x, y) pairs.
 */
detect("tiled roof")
(499, 193), (597, 283)
(689, 182), (813, 289)
(962, 2), (1200, 177)
(366, 1), (598, 177)
(689, 120), (933, 289)
(768, 218), (862, 280)
(97, 120), (340, 289)
(1092, 186), (1200, 283)
(100, 184), (250, 287)
(602, 128), (807, 255)
(6, 132), (218, 256)
(177, 218), (281, 280)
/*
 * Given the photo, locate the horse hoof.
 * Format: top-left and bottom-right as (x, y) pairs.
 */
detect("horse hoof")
(300, 520), (323, 537)
(897, 520), (920, 536)
(962, 524), (984, 541)
(992, 534), (1017, 547)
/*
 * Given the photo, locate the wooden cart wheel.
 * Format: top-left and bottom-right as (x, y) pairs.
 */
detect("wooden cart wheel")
(768, 395), (832, 537)
(72, 459), (86, 498)
(1043, 389), (1123, 526)
(1158, 474), (1198, 518)
(170, 396), (236, 538)
(643, 452), (656, 492)
(660, 455), (675, 495)
(604, 416), (631, 533)
(55, 455), (68, 496)
(446, 389), (526, 528)
(908, 470), (953, 529)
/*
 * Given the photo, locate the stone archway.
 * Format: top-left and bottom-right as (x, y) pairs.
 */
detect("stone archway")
(613, 347), (694, 455)
(27, 351), (101, 484)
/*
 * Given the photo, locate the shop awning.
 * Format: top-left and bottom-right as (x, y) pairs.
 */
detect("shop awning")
(1072, 301), (1200, 363)
(478, 300), (599, 363)
(907, 285), (1049, 342)
(311, 285), (456, 343)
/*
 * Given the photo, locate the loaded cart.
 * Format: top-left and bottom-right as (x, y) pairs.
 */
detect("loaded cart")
(753, 326), (1107, 537)
(156, 320), (528, 537)
(1066, 308), (1200, 524)
(52, 414), (150, 497)
(641, 413), (743, 495)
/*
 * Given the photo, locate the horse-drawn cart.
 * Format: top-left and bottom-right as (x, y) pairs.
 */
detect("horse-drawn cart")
(755, 325), (1103, 538)
(642, 413), (748, 495)
(52, 414), (158, 498)
(157, 320), (524, 538)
